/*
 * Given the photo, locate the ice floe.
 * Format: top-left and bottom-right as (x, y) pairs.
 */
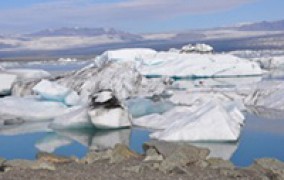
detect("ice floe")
(0, 96), (73, 121)
(245, 81), (284, 110)
(0, 73), (17, 96)
(4, 68), (50, 80)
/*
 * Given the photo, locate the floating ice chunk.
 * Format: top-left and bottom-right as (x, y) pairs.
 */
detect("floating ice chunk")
(0, 121), (52, 136)
(35, 133), (73, 153)
(0, 73), (17, 95)
(245, 81), (284, 110)
(33, 79), (71, 101)
(5, 69), (50, 80)
(50, 107), (93, 130)
(95, 48), (157, 65)
(150, 100), (244, 142)
(88, 108), (131, 129)
(33, 79), (81, 106)
(0, 96), (72, 121)
(125, 98), (174, 118)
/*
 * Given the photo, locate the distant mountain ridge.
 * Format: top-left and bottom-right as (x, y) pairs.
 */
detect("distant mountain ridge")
(237, 20), (284, 31)
(27, 27), (143, 41)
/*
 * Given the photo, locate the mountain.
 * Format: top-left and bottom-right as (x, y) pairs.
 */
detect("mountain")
(237, 20), (284, 31)
(27, 27), (143, 41)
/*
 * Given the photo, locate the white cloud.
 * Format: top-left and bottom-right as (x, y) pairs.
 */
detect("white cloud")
(0, 0), (256, 33)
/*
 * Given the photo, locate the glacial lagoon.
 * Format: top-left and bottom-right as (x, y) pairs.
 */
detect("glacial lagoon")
(1, 60), (284, 167)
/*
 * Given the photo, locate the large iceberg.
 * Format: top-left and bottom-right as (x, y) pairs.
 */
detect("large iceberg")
(95, 49), (263, 78)
(134, 100), (244, 142)
(0, 73), (17, 96)
(0, 96), (73, 121)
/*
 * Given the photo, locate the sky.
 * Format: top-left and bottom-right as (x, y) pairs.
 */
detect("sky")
(0, 0), (283, 34)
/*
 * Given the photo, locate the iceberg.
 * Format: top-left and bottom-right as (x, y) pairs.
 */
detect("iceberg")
(140, 53), (262, 78)
(88, 91), (132, 129)
(5, 68), (50, 80)
(50, 107), (93, 130)
(0, 96), (73, 121)
(88, 108), (131, 129)
(148, 100), (244, 142)
(32, 79), (81, 106)
(125, 98), (174, 118)
(95, 49), (263, 78)
(95, 48), (157, 65)
(0, 121), (52, 136)
(0, 73), (17, 96)
(245, 81), (284, 110)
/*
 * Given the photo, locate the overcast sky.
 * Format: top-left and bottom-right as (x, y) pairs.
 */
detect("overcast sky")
(0, 0), (283, 34)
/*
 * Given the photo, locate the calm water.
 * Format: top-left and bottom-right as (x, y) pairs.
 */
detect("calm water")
(1, 60), (284, 167)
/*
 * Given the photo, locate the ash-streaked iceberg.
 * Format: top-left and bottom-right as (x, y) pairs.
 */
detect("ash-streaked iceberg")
(245, 81), (284, 110)
(88, 91), (132, 129)
(0, 73), (17, 96)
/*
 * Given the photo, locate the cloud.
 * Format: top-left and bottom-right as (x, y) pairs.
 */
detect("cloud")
(0, 0), (256, 33)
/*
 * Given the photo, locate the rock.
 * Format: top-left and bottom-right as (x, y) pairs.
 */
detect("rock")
(207, 158), (235, 170)
(143, 148), (164, 162)
(0, 158), (6, 169)
(143, 141), (210, 172)
(4, 160), (56, 171)
(110, 144), (140, 163)
(123, 165), (143, 173)
(2, 117), (25, 126)
(36, 152), (74, 164)
(250, 158), (284, 180)
(80, 150), (112, 164)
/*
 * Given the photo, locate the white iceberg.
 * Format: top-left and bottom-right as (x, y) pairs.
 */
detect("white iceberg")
(0, 121), (52, 136)
(149, 100), (244, 142)
(88, 107), (131, 129)
(0, 73), (17, 96)
(5, 68), (50, 80)
(0, 96), (73, 121)
(33, 79), (81, 106)
(50, 107), (93, 130)
(245, 81), (284, 110)
(95, 48), (157, 65)
(95, 49), (263, 78)
(140, 53), (262, 78)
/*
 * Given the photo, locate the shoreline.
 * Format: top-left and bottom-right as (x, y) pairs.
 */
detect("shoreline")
(1, 141), (283, 180)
